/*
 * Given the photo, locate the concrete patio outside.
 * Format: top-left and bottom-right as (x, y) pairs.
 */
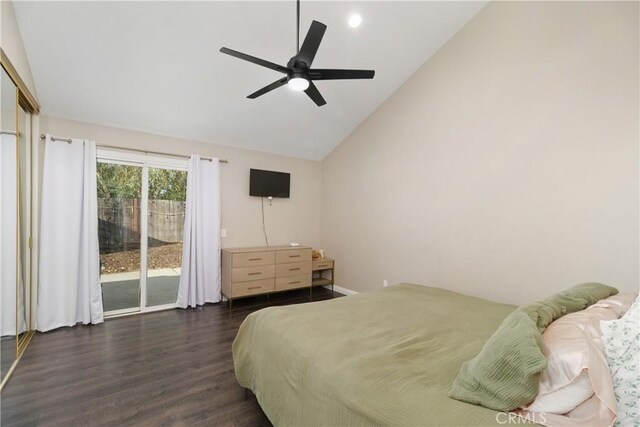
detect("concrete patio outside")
(101, 268), (181, 312)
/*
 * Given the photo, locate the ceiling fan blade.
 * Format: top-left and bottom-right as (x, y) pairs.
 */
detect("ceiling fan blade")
(309, 69), (375, 80)
(220, 47), (289, 74)
(247, 77), (288, 99)
(304, 82), (326, 107)
(296, 21), (327, 66)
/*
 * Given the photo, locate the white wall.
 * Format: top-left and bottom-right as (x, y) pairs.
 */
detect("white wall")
(39, 115), (322, 249)
(0, 0), (38, 101)
(321, 1), (639, 304)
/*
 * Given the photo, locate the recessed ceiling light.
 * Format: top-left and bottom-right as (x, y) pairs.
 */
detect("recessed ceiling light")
(348, 14), (362, 28)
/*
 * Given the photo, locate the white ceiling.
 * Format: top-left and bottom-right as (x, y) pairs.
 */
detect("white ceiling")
(15, 1), (486, 160)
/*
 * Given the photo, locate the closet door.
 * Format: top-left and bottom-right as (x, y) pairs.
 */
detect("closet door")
(1, 49), (39, 391)
(0, 66), (18, 385)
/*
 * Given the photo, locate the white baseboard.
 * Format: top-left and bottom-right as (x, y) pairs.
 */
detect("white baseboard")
(323, 284), (359, 296)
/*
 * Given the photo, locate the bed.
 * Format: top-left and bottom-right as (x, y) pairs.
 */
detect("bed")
(232, 283), (518, 426)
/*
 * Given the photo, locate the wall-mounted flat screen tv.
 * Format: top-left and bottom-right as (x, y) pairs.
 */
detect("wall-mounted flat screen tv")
(249, 168), (290, 198)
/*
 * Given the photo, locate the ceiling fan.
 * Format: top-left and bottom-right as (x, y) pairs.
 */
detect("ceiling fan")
(219, 0), (375, 107)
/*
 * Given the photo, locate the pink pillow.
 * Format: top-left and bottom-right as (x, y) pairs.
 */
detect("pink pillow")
(516, 293), (637, 427)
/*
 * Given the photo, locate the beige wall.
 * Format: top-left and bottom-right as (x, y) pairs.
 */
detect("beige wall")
(321, 1), (639, 303)
(40, 115), (322, 249)
(0, 0), (38, 101)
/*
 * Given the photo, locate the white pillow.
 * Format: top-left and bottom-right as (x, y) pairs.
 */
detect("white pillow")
(600, 294), (640, 427)
(518, 293), (636, 427)
(527, 369), (593, 414)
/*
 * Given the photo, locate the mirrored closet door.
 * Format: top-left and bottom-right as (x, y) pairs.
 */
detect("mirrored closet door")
(1, 51), (39, 390)
(1, 66), (19, 385)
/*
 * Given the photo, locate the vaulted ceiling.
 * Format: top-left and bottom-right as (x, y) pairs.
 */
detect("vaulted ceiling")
(16, 1), (486, 160)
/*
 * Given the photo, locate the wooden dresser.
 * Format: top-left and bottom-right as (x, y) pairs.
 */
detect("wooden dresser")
(221, 245), (313, 306)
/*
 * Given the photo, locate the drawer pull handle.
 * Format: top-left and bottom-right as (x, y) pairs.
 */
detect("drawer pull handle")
(248, 286), (261, 290)
(289, 268), (300, 271)
(289, 255), (301, 258)
(248, 272), (262, 276)
(248, 258), (262, 261)
(289, 281), (301, 285)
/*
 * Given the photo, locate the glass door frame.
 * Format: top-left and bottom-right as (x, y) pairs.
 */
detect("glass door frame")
(97, 148), (188, 317)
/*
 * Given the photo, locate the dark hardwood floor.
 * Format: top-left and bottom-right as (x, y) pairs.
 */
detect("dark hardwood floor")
(1, 287), (343, 426)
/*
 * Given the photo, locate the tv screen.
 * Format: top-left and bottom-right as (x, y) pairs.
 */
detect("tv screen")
(250, 169), (290, 198)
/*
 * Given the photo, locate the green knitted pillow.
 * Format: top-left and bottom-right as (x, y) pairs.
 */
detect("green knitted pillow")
(448, 282), (618, 411)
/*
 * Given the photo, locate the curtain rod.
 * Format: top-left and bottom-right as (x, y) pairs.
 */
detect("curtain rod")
(1, 130), (22, 137)
(40, 134), (229, 163)
(41, 134), (72, 143)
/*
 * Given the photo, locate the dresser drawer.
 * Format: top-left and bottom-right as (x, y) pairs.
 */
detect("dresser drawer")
(232, 251), (275, 268)
(276, 248), (312, 264)
(312, 259), (334, 270)
(232, 278), (275, 298)
(275, 274), (311, 291)
(232, 265), (275, 282)
(276, 261), (311, 277)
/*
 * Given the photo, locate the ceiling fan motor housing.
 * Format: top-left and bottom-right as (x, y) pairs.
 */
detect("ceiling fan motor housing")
(287, 58), (310, 80)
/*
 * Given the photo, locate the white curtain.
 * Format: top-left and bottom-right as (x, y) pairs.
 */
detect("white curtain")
(177, 155), (221, 308)
(37, 135), (103, 332)
(0, 134), (26, 336)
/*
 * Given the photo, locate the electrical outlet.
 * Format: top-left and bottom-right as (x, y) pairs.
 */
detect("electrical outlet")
(221, 228), (227, 238)
(383, 280), (389, 288)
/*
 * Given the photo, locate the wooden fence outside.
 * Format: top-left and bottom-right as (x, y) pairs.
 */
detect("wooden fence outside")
(98, 198), (186, 253)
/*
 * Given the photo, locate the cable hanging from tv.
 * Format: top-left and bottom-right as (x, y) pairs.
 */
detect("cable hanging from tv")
(261, 197), (269, 247)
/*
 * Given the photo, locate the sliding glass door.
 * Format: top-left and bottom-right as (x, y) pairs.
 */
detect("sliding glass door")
(146, 167), (187, 308)
(97, 151), (187, 316)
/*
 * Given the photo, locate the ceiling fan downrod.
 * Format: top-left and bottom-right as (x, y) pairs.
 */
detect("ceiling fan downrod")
(296, 0), (300, 54)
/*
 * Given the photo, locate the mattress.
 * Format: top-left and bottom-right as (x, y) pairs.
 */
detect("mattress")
(233, 283), (518, 426)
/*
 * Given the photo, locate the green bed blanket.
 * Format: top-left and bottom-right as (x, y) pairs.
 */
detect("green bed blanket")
(233, 284), (518, 426)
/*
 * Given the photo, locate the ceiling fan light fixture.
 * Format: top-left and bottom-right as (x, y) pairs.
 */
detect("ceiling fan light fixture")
(288, 77), (310, 91)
